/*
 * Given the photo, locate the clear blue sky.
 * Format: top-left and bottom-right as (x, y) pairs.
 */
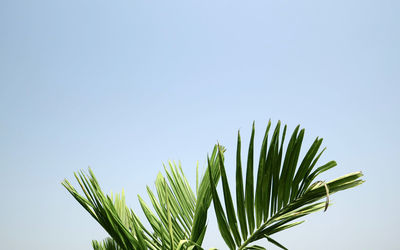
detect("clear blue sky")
(1, 0), (399, 249)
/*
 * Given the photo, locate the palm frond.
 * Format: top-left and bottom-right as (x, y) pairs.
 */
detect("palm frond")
(63, 120), (364, 250)
(62, 169), (146, 249)
(208, 120), (364, 249)
(92, 237), (122, 250)
(62, 145), (222, 250)
(190, 145), (222, 246)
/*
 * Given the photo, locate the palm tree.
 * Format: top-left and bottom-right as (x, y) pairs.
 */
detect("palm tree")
(62, 120), (364, 250)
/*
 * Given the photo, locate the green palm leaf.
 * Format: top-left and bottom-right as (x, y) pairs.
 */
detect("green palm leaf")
(62, 145), (222, 250)
(92, 237), (122, 250)
(208, 121), (364, 249)
(63, 120), (364, 250)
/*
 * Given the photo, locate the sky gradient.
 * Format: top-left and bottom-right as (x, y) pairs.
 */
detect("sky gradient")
(1, 0), (399, 249)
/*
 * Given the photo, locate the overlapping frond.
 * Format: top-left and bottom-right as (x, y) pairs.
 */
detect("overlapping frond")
(63, 120), (364, 250)
(208, 121), (364, 249)
(62, 145), (222, 250)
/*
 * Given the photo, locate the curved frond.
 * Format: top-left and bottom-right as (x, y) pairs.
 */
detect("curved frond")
(208, 121), (364, 249)
(62, 145), (222, 250)
(62, 120), (364, 250)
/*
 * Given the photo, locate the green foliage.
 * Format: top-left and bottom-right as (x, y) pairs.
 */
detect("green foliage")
(92, 238), (122, 250)
(62, 120), (364, 250)
(208, 121), (363, 249)
(62, 146), (221, 250)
